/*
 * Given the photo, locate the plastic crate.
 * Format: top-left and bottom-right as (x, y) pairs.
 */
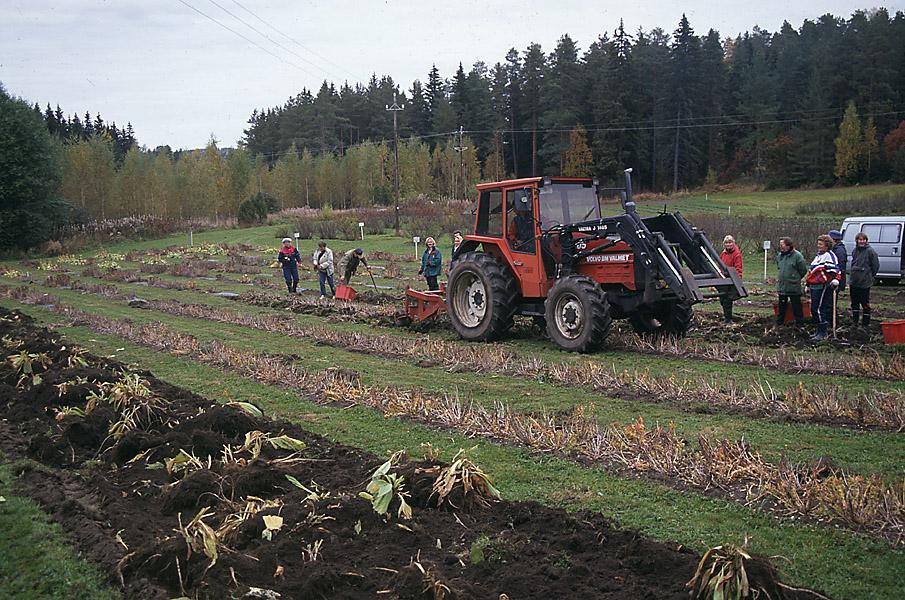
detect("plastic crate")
(772, 298), (812, 323)
(881, 320), (905, 345)
(335, 284), (357, 301)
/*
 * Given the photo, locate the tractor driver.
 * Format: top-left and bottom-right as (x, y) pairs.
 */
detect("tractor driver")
(508, 191), (535, 252)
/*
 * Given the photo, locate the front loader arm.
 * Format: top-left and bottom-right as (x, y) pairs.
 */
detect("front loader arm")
(555, 212), (703, 303)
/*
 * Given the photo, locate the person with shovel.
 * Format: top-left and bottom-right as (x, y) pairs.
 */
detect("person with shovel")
(419, 236), (442, 291)
(806, 234), (841, 341)
(339, 247), (371, 286)
(277, 237), (302, 294)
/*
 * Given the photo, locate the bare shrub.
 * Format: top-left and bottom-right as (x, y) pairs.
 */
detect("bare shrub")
(686, 214), (837, 255)
(796, 191), (905, 216)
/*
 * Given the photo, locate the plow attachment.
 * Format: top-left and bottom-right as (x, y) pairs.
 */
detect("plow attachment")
(403, 285), (446, 323)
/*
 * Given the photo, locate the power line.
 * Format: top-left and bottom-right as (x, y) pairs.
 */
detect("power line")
(228, 0), (364, 83)
(248, 107), (905, 161)
(205, 0), (337, 81)
(464, 108), (905, 135)
(174, 0), (314, 76)
(254, 129), (457, 160)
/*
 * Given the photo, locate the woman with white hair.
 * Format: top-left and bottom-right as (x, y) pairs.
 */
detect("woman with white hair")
(418, 236), (442, 291)
(718, 235), (743, 323)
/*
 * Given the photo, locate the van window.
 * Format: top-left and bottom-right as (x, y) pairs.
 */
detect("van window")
(842, 225), (859, 243)
(862, 223), (901, 243)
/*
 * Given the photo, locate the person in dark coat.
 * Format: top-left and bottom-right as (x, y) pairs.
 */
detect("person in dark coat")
(418, 236), (442, 291)
(448, 230), (463, 274)
(849, 232), (880, 327)
(339, 248), (370, 285)
(775, 237), (808, 326)
(828, 230), (847, 291)
(718, 235), (743, 324)
(277, 237), (302, 293)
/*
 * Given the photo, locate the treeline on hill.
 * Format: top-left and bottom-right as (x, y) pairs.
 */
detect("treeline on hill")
(245, 9), (905, 190)
(36, 104), (137, 164)
(5, 9), (905, 253)
(43, 9), (905, 225)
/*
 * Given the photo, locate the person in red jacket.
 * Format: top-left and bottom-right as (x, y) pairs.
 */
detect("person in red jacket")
(719, 235), (743, 323)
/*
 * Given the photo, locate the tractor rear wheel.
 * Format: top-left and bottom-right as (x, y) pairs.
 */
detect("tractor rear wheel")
(447, 252), (517, 341)
(630, 301), (694, 337)
(544, 275), (612, 352)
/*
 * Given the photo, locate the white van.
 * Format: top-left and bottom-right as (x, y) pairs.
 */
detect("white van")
(840, 216), (905, 284)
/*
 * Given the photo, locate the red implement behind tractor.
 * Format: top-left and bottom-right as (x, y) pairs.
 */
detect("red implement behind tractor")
(403, 169), (747, 352)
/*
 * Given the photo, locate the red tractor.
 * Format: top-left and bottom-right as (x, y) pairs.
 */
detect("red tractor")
(404, 169), (746, 352)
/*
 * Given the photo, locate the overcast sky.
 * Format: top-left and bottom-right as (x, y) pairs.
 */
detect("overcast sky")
(2, 1), (902, 150)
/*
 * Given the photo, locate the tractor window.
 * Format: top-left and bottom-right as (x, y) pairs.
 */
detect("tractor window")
(476, 190), (503, 237)
(506, 188), (536, 254)
(537, 183), (600, 230)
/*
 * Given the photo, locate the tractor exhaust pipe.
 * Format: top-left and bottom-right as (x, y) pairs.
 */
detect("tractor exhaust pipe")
(622, 168), (636, 214)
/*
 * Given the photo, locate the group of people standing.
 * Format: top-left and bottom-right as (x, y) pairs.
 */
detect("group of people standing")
(719, 230), (880, 341)
(279, 230), (464, 297)
(417, 230), (466, 291)
(278, 237), (371, 299)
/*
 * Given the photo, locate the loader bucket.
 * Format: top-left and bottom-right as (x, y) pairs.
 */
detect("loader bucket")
(404, 285), (446, 322)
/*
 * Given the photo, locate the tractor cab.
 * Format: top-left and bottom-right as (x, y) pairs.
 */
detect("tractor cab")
(459, 177), (602, 298)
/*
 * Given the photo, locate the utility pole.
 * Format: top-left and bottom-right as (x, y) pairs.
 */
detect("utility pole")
(454, 126), (468, 201)
(672, 107), (680, 193)
(386, 94), (405, 234)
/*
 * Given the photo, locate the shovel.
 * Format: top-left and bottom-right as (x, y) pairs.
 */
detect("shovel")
(367, 268), (378, 291)
(831, 286), (837, 339)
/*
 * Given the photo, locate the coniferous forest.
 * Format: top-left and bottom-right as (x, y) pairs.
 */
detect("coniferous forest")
(7, 8), (905, 232)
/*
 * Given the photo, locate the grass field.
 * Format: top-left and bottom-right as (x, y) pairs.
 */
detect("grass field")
(633, 182), (905, 217)
(2, 184), (904, 599)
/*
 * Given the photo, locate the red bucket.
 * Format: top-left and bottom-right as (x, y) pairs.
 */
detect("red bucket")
(335, 284), (357, 301)
(881, 320), (905, 345)
(772, 298), (812, 323)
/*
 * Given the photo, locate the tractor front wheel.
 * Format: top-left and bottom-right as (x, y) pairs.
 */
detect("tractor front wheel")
(447, 252), (517, 341)
(544, 275), (612, 352)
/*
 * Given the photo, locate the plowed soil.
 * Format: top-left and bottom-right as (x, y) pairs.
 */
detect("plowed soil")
(0, 308), (817, 599)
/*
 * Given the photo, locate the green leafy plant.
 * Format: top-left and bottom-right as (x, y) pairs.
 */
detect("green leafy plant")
(64, 347), (89, 369)
(176, 507), (220, 569)
(359, 453), (412, 520)
(165, 450), (212, 476)
(686, 539), (753, 600)
(84, 372), (168, 439)
(468, 534), (506, 565)
(54, 406), (86, 421)
(223, 431), (307, 465)
(7, 350), (51, 388)
(54, 375), (90, 398)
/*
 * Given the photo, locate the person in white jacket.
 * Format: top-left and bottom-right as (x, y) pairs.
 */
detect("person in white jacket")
(312, 241), (335, 298)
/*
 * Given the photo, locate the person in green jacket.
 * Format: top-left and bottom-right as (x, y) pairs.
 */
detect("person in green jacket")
(775, 237), (808, 326)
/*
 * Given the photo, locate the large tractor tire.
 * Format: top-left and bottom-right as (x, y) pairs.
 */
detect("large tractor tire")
(629, 301), (694, 337)
(544, 275), (612, 352)
(447, 252), (518, 341)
